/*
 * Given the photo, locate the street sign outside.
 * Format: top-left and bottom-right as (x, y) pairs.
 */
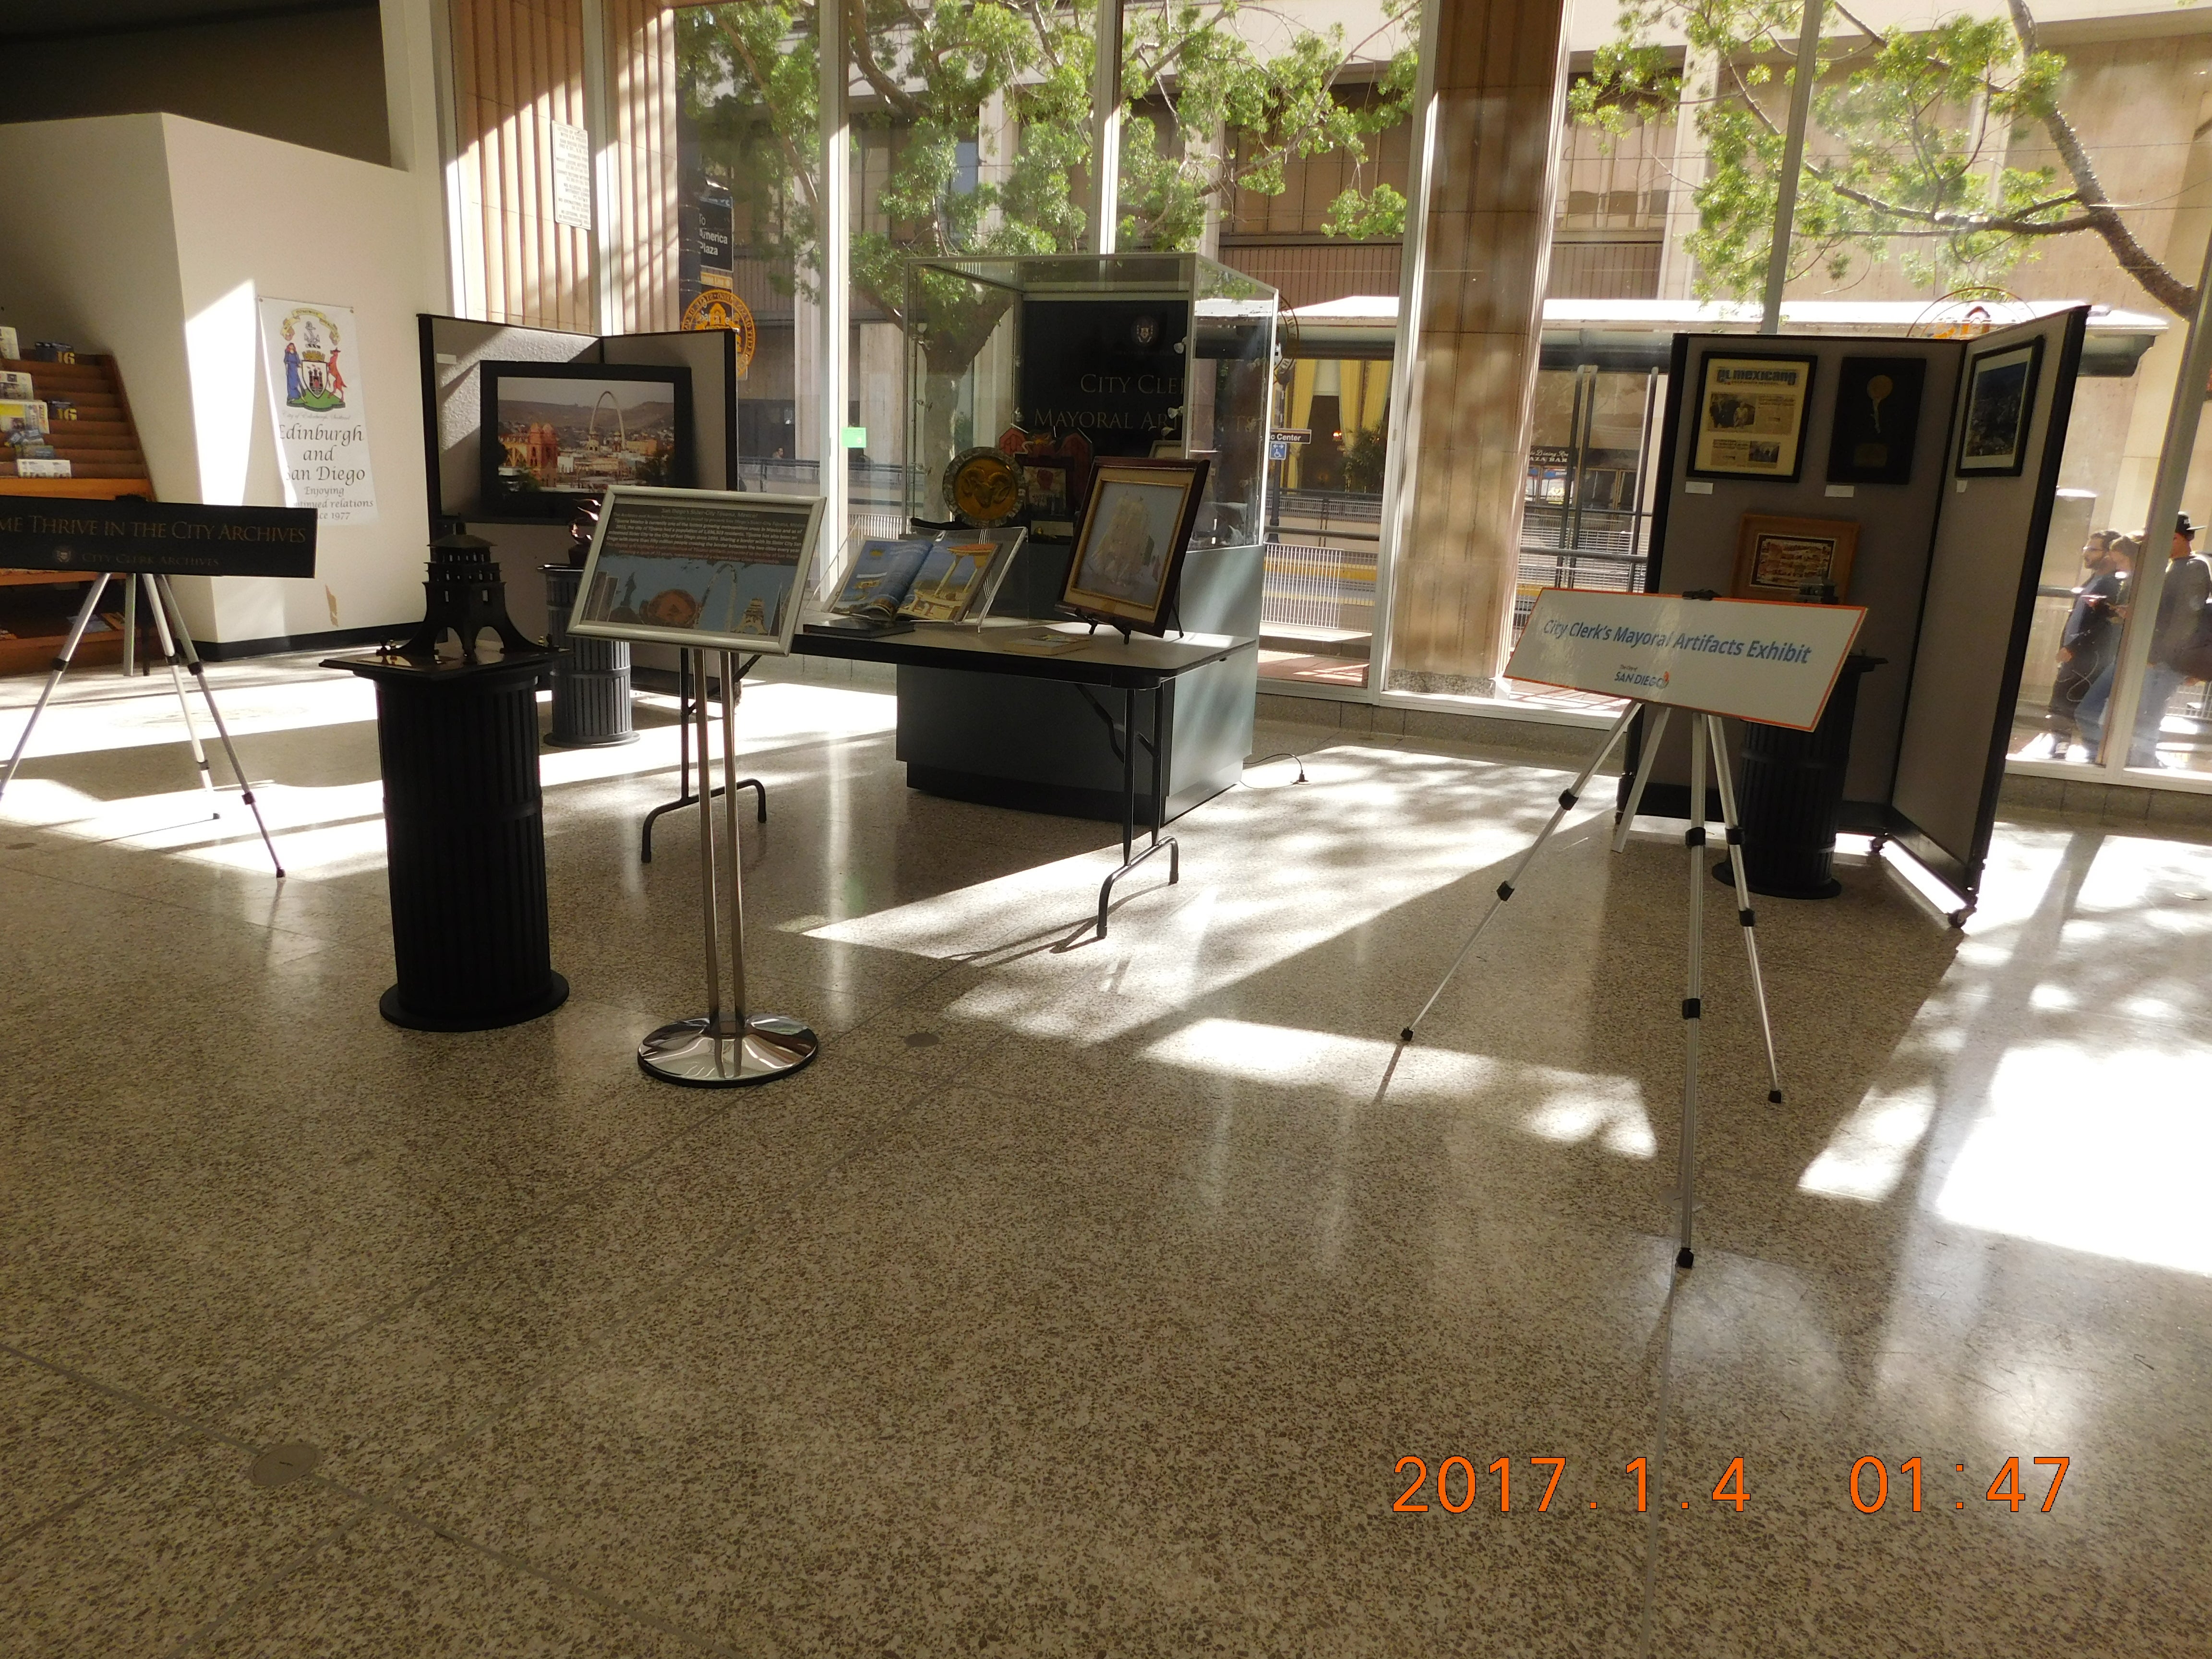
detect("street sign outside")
(1505, 589), (1866, 731)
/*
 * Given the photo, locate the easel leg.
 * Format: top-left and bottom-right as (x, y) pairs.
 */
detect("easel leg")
(1612, 706), (1672, 854)
(1401, 699), (1639, 1043)
(0, 573), (111, 807)
(141, 574), (219, 815)
(150, 577), (284, 877)
(1706, 714), (1783, 1105)
(1676, 717), (1707, 1272)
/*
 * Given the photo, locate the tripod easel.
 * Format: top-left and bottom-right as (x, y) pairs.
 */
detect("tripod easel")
(0, 570), (284, 877)
(1399, 697), (1782, 1271)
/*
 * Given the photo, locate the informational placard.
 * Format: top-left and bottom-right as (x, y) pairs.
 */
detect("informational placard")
(1506, 589), (1866, 731)
(258, 298), (378, 524)
(551, 121), (593, 231)
(0, 498), (315, 577)
(569, 485), (823, 656)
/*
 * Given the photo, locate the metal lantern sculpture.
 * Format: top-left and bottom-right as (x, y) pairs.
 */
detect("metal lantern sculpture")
(394, 529), (539, 664)
(542, 494), (638, 747)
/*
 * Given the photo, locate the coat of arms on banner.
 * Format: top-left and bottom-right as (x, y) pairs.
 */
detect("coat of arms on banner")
(276, 307), (349, 413)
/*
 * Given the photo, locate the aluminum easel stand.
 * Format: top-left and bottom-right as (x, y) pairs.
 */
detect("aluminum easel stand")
(0, 572), (283, 877)
(1399, 698), (1783, 1271)
(637, 646), (815, 1087)
(639, 649), (766, 864)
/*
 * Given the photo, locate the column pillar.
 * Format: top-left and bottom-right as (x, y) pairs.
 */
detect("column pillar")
(1386, 0), (1570, 696)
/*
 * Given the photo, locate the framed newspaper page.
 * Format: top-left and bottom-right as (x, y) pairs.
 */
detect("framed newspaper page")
(1688, 352), (1816, 483)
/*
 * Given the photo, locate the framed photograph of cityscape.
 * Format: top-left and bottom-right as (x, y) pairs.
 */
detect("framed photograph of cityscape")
(478, 360), (693, 519)
(1956, 336), (2044, 477)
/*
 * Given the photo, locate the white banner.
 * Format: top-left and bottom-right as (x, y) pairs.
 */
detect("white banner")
(1506, 589), (1866, 731)
(258, 298), (377, 524)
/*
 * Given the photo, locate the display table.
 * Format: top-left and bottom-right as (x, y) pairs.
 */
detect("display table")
(794, 618), (1257, 937)
(326, 649), (569, 1029)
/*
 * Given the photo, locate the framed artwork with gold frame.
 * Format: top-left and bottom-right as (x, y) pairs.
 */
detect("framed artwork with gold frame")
(1061, 457), (1209, 634)
(1732, 514), (1859, 601)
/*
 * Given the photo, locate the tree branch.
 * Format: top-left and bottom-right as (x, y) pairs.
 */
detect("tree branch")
(717, 15), (819, 219)
(2008, 0), (2196, 313)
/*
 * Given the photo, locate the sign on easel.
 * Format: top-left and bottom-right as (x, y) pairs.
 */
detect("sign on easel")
(1506, 589), (1866, 731)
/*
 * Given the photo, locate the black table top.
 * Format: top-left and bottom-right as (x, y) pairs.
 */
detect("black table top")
(789, 617), (1255, 689)
(322, 648), (554, 687)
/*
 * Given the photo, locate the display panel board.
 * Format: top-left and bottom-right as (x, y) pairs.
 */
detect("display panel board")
(1508, 589), (1865, 730)
(568, 486), (822, 656)
(0, 498), (315, 577)
(1631, 309), (2088, 912)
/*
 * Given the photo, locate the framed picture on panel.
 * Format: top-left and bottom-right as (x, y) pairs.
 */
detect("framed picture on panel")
(1061, 457), (1208, 635)
(1732, 514), (1859, 601)
(1825, 356), (1926, 486)
(1688, 351), (1817, 482)
(1956, 336), (2044, 477)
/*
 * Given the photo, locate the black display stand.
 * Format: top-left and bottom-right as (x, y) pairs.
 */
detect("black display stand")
(542, 564), (638, 748)
(1722, 654), (1884, 900)
(327, 650), (569, 1031)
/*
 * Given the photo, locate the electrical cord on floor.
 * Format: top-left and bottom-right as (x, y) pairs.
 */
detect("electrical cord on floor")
(1243, 751), (1309, 784)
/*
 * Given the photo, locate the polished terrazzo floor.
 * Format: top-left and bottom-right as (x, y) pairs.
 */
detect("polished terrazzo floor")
(3, 651), (2210, 1656)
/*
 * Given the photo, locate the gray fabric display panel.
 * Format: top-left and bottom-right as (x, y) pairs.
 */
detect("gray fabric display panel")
(1629, 309), (2088, 909)
(1891, 308), (2087, 893)
(600, 330), (740, 493)
(420, 316), (598, 529)
(1638, 332), (1964, 812)
(418, 316), (742, 529)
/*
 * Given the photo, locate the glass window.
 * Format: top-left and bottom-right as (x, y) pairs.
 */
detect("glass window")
(1117, 0), (1418, 690)
(671, 2), (823, 489)
(1565, 5), (2209, 767)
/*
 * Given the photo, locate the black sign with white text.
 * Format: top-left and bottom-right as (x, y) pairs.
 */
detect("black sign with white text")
(0, 499), (316, 577)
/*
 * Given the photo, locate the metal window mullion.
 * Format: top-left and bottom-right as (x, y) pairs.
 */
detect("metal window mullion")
(1091, 0), (1122, 253)
(2098, 225), (2212, 779)
(820, 0), (850, 532)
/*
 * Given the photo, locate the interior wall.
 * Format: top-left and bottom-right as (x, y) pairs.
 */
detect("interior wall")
(0, 115), (195, 509)
(0, 114), (434, 645)
(1, 5), (390, 167)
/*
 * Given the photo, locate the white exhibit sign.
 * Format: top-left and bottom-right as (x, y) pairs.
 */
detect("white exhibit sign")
(1506, 589), (1866, 731)
(552, 121), (593, 230)
(258, 298), (378, 524)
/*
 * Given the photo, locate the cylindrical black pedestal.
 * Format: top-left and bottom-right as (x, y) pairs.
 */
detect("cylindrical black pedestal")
(542, 564), (637, 748)
(328, 652), (569, 1030)
(1727, 654), (1883, 900)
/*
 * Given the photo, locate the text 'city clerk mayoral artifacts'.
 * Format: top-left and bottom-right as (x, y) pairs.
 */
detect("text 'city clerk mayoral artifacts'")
(1506, 589), (1866, 731)
(258, 298), (378, 524)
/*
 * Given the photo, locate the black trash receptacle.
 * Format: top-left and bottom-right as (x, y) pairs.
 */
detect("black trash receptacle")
(1728, 653), (1884, 900)
(542, 563), (637, 748)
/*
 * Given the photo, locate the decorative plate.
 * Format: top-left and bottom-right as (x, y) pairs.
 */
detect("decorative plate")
(944, 446), (1022, 527)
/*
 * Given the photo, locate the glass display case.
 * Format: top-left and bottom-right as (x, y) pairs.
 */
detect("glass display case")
(902, 252), (1277, 556)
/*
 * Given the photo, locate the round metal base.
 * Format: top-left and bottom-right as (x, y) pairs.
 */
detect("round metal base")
(638, 1014), (819, 1087)
(380, 973), (569, 1032)
(543, 729), (642, 749)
